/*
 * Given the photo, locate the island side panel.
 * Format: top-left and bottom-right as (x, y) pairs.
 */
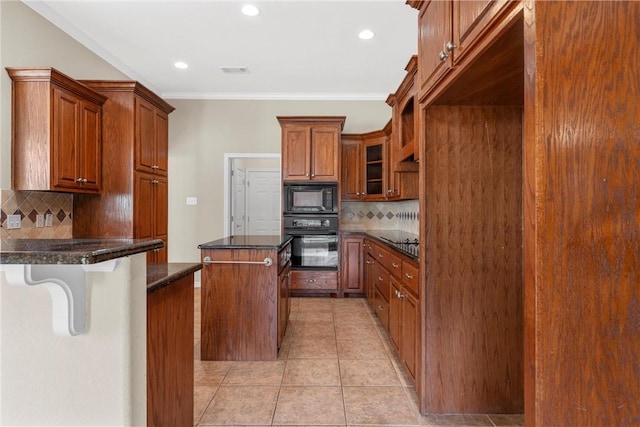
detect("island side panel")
(200, 248), (278, 361)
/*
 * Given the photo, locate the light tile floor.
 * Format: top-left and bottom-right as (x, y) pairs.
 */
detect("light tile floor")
(193, 289), (524, 426)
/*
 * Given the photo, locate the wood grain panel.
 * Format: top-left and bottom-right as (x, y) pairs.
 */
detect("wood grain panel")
(147, 272), (194, 427)
(530, 2), (640, 425)
(200, 248), (278, 361)
(424, 106), (523, 413)
(73, 90), (137, 237)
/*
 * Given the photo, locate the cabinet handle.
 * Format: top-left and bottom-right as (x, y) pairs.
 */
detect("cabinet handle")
(378, 276), (384, 282)
(392, 262), (399, 268)
(438, 51), (448, 61)
(305, 173), (310, 177)
(445, 41), (456, 52)
(203, 256), (273, 266)
(405, 273), (414, 280)
(152, 179), (159, 184)
(152, 165), (159, 169)
(377, 305), (384, 311)
(76, 177), (88, 184)
(378, 254), (384, 259)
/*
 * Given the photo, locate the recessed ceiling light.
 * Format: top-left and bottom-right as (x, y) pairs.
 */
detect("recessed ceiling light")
(174, 61), (189, 69)
(242, 4), (260, 16)
(358, 30), (375, 40)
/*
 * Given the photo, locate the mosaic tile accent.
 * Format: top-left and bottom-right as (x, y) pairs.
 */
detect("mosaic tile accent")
(0, 189), (73, 239)
(340, 200), (419, 234)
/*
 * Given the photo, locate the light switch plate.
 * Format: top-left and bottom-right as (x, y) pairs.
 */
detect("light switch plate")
(45, 213), (54, 227)
(186, 197), (198, 205)
(36, 214), (44, 228)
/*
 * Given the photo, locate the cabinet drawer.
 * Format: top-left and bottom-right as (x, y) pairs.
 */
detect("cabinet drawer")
(402, 259), (419, 296)
(373, 263), (390, 302)
(291, 270), (338, 290)
(374, 244), (402, 277)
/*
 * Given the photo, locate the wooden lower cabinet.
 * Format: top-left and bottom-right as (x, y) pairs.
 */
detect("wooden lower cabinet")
(340, 235), (364, 296)
(278, 260), (291, 349)
(147, 270), (195, 427)
(372, 285), (389, 330)
(401, 287), (418, 381)
(135, 172), (168, 263)
(364, 239), (420, 389)
(364, 252), (377, 305)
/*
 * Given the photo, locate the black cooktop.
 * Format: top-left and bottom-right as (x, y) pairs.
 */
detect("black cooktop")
(375, 230), (420, 245)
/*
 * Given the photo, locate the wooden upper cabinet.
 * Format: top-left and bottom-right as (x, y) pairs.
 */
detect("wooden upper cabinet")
(278, 116), (345, 182)
(387, 56), (419, 165)
(362, 130), (387, 200)
(416, 0), (453, 96)
(7, 67), (107, 193)
(340, 134), (363, 200)
(135, 97), (169, 176)
(453, 0), (514, 65)
(310, 126), (340, 180)
(411, 0), (520, 99)
(73, 80), (174, 263)
(282, 125), (312, 180)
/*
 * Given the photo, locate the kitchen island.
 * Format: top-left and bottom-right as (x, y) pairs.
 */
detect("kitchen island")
(198, 235), (293, 361)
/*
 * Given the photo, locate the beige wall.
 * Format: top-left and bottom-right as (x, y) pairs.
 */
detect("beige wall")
(0, 0), (128, 187)
(167, 99), (391, 265)
(0, 1), (393, 267)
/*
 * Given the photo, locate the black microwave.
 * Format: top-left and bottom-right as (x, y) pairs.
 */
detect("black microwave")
(283, 183), (337, 214)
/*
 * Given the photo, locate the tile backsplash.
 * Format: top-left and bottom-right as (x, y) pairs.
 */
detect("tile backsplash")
(0, 189), (73, 239)
(341, 200), (419, 235)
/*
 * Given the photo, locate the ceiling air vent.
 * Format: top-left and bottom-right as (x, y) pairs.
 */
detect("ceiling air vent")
(220, 66), (250, 74)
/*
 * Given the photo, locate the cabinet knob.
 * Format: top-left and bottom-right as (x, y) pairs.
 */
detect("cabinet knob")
(152, 179), (159, 184)
(378, 254), (384, 259)
(378, 276), (384, 282)
(377, 305), (383, 311)
(445, 41), (456, 52)
(438, 51), (448, 61)
(392, 262), (399, 268)
(405, 273), (414, 280)
(76, 177), (88, 184)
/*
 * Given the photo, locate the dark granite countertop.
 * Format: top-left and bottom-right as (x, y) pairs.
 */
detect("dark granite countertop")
(147, 262), (202, 293)
(0, 238), (164, 265)
(198, 235), (293, 250)
(341, 229), (419, 261)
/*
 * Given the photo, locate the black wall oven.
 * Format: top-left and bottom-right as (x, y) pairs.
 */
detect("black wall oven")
(283, 215), (338, 270)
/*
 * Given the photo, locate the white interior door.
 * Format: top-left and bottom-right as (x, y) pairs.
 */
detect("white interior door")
(231, 167), (246, 235)
(246, 169), (281, 235)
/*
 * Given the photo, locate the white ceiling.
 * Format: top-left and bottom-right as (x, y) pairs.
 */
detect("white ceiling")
(25, 0), (418, 101)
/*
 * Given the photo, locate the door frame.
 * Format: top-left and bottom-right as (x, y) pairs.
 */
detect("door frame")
(223, 153), (281, 236)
